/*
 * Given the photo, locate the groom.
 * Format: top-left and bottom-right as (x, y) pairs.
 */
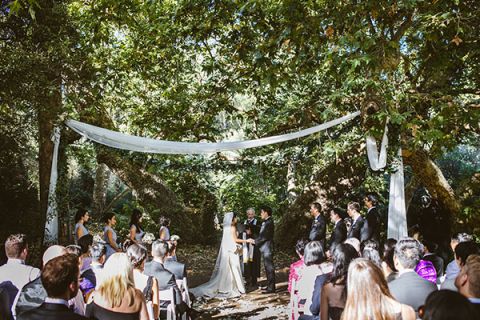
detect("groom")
(255, 206), (276, 294)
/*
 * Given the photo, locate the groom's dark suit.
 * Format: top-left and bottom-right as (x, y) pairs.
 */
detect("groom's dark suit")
(255, 217), (275, 292)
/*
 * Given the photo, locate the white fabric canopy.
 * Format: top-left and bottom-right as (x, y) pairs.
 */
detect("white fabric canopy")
(65, 111), (360, 154)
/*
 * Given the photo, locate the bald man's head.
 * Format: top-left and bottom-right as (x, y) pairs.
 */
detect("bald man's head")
(42, 245), (67, 266)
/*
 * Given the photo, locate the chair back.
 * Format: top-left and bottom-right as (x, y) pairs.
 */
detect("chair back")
(290, 278), (299, 320)
(158, 287), (176, 320)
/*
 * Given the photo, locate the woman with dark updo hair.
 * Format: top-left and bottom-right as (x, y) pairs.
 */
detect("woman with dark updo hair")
(102, 212), (121, 260)
(129, 208), (145, 243)
(127, 244), (159, 320)
(159, 216), (171, 241)
(74, 208), (90, 242)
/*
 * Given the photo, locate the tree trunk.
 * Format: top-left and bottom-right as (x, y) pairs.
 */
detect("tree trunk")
(92, 163), (110, 217)
(404, 149), (460, 215)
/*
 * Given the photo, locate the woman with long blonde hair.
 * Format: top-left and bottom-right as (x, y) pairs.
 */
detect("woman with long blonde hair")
(86, 252), (149, 320)
(341, 259), (415, 320)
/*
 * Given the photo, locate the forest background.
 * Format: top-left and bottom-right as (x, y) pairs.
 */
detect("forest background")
(1, 0), (479, 263)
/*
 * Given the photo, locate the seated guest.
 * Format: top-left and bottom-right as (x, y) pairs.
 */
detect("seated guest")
(388, 238), (437, 312)
(17, 254), (87, 320)
(288, 239), (308, 293)
(442, 241), (480, 291)
(14, 245), (67, 317)
(422, 240), (444, 279)
(0, 281), (17, 320)
(319, 243), (359, 320)
(85, 252), (149, 320)
(342, 259), (415, 320)
(297, 241), (332, 317)
(445, 233), (473, 280)
(361, 240), (382, 267)
(455, 254), (480, 314)
(415, 259), (437, 284)
(343, 238), (360, 256)
(144, 240), (184, 316)
(420, 290), (479, 320)
(164, 242), (187, 281)
(0, 234), (40, 291)
(127, 244), (159, 320)
(77, 234), (94, 272)
(64, 245), (88, 310)
(382, 238), (398, 282)
(89, 242), (106, 275)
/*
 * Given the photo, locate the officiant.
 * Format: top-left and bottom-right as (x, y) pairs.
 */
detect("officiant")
(242, 207), (261, 288)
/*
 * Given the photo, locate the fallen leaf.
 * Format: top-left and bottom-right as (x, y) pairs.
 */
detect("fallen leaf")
(452, 35), (463, 46)
(325, 25), (334, 38)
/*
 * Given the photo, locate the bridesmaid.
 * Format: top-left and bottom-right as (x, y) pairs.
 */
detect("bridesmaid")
(129, 208), (145, 243)
(103, 212), (121, 260)
(158, 216), (171, 241)
(74, 208), (90, 243)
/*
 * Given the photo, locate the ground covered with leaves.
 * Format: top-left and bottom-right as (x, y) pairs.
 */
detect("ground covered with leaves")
(177, 245), (296, 319)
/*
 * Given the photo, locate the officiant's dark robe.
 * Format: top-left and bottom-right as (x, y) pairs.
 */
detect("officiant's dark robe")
(244, 218), (261, 279)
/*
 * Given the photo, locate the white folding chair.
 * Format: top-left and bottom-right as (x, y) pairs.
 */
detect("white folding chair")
(158, 287), (176, 320)
(290, 278), (299, 320)
(175, 277), (191, 320)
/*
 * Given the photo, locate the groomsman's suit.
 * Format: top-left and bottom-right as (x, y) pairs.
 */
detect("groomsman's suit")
(244, 218), (261, 286)
(347, 215), (365, 241)
(328, 219), (347, 251)
(364, 206), (380, 242)
(255, 216), (275, 292)
(309, 213), (326, 248)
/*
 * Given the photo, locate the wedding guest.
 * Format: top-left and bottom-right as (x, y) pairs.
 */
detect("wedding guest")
(129, 209), (145, 243)
(319, 243), (359, 320)
(103, 212), (121, 260)
(0, 234), (40, 292)
(327, 208), (347, 252)
(308, 202), (326, 249)
(77, 234), (94, 272)
(445, 232), (473, 280)
(297, 241), (332, 317)
(89, 242), (106, 275)
(442, 241), (480, 291)
(127, 244), (159, 320)
(288, 239), (308, 293)
(342, 259), (415, 320)
(164, 242), (187, 281)
(0, 281), (16, 320)
(74, 208), (90, 243)
(17, 254), (87, 320)
(415, 258), (437, 284)
(455, 254), (480, 314)
(343, 238), (360, 255)
(382, 238), (398, 282)
(361, 240), (382, 267)
(159, 216), (171, 241)
(144, 240), (184, 316)
(363, 193), (380, 242)
(85, 252), (149, 320)
(346, 202), (365, 242)
(422, 240), (444, 279)
(388, 238), (437, 311)
(66, 244), (93, 304)
(420, 290), (479, 320)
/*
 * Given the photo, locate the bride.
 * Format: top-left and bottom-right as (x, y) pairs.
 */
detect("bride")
(190, 212), (255, 299)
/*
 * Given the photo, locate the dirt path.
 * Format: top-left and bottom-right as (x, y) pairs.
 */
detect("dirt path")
(177, 245), (294, 319)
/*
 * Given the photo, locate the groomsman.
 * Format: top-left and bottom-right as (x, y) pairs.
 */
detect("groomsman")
(346, 201), (366, 241)
(309, 202), (326, 248)
(243, 208), (260, 288)
(327, 208), (347, 251)
(363, 193), (381, 242)
(255, 206), (275, 293)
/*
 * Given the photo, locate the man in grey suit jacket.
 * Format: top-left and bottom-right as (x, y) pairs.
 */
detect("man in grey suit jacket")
(164, 242), (187, 281)
(388, 238), (437, 312)
(144, 240), (185, 314)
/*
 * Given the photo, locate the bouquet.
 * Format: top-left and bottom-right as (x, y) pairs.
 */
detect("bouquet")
(142, 232), (156, 245)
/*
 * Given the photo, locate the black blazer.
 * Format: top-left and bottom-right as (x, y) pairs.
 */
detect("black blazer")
(388, 271), (437, 311)
(364, 207), (380, 241)
(144, 260), (182, 308)
(328, 220), (347, 251)
(255, 218), (274, 253)
(309, 215), (326, 245)
(163, 258), (187, 281)
(347, 216), (364, 241)
(17, 302), (87, 320)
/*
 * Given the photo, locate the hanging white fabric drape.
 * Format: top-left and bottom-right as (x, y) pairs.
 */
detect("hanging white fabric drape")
(65, 111), (360, 154)
(44, 127), (61, 245)
(365, 123), (407, 240)
(387, 148), (408, 239)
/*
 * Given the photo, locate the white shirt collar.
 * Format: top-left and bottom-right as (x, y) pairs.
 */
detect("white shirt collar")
(367, 206), (376, 213)
(7, 258), (25, 265)
(45, 297), (69, 307)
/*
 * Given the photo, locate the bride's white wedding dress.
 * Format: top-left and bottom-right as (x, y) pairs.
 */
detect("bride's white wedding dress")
(190, 212), (245, 299)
